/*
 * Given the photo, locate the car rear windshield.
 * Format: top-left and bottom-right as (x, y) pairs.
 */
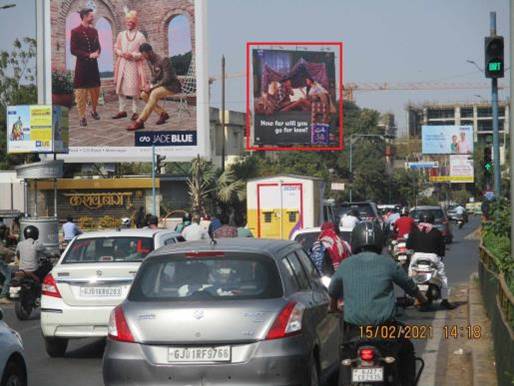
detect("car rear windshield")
(294, 232), (320, 252)
(411, 209), (445, 221)
(62, 237), (154, 264)
(339, 204), (375, 219)
(129, 253), (283, 302)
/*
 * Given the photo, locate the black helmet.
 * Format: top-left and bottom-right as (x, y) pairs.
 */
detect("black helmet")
(419, 213), (435, 224)
(400, 207), (409, 216)
(23, 225), (39, 240)
(351, 221), (385, 254)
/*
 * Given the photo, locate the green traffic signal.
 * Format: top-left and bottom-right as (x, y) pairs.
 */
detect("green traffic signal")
(484, 162), (492, 172)
(488, 61), (501, 72)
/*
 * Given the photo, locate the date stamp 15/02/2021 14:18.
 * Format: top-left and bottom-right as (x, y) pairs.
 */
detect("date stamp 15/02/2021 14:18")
(359, 325), (483, 340)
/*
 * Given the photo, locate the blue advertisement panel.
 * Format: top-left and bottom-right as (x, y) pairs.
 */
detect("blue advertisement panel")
(422, 125), (473, 155)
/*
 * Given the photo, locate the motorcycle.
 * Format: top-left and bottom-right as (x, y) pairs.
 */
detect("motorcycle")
(390, 238), (411, 270)
(339, 335), (424, 385)
(409, 256), (442, 305)
(455, 214), (465, 229)
(9, 257), (54, 320)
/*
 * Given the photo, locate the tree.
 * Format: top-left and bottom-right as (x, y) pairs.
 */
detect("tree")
(0, 37), (37, 169)
(186, 155), (216, 216)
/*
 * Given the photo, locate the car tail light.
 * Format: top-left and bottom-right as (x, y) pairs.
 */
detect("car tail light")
(108, 305), (135, 343)
(42, 274), (62, 298)
(359, 348), (375, 362)
(185, 251), (225, 258)
(266, 301), (305, 340)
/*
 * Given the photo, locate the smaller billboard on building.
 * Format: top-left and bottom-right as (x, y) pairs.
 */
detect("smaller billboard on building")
(449, 154), (474, 183)
(422, 125), (473, 155)
(7, 105), (69, 154)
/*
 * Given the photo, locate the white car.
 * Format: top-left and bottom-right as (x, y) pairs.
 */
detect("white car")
(0, 307), (27, 386)
(290, 227), (321, 252)
(41, 228), (184, 357)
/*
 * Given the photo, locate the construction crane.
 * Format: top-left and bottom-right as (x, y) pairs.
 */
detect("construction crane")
(209, 73), (508, 102)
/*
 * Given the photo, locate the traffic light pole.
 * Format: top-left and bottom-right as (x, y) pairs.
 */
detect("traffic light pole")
(490, 12), (501, 197)
(151, 143), (156, 216)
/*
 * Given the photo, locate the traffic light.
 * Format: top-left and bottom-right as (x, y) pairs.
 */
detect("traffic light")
(155, 154), (166, 176)
(484, 36), (504, 78)
(483, 147), (493, 174)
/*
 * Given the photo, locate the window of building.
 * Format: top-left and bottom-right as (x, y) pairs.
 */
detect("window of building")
(477, 107), (492, 117)
(461, 107), (473, 118)
(427, 108), (454, 120)
(168, 14), (192, 75)
(477, 120), (492, 132)
(427, 120), (454, 126)
(461, 120), (474, 127)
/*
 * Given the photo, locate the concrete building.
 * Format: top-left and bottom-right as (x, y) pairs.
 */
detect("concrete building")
(407, 101), (510, 163)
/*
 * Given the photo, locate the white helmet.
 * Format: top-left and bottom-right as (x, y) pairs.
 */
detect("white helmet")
(121, 217), (131, 228)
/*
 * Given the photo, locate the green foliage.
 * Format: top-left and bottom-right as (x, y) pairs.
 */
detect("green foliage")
(51, 69), (74, 94)
(482, 199), (513, 274)
(170, 51), (192, 76)
(0, 37), (37, 170)
(452, 189), (471, 205)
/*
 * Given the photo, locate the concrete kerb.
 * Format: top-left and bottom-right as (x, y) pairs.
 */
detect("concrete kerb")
(468, 273), (497, 386)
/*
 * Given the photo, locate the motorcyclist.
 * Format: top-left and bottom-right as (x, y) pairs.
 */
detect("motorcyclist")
(329, 221), (428, 386)
(0, 232), (15, 304)
(386, 205), (401, 232)
(15, 225), (53, 282)
(454, 203), (467, 223)
(394, 207), (415, 240)
(406, 213), (456, 310)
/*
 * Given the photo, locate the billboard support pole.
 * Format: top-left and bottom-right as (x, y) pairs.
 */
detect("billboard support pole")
(152, 143), (156, 216)
(221, 55), (226, 172)
(509, 0), (514, 259)
(490, 12), (501, 197)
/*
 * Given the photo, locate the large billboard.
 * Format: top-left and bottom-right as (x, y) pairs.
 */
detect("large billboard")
(247, 43), (343, 151)
(46, 0), (208, 162)
(7, 105), (69, 154)
(422, 125), (473, 155)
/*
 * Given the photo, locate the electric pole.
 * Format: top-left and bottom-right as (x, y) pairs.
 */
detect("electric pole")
(221, 55), (226, 172)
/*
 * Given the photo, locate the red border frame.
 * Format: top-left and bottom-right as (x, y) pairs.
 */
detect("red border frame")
(246, 41), (344, 152)
(256, 183), (304, 238)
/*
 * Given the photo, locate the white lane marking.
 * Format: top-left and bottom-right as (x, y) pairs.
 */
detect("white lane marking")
(418, 309), (447, 386)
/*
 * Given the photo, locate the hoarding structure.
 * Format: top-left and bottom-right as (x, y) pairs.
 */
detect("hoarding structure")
(246, 42), (343, 151)
(44, 0), (209, 162)
(422, 125), (474, 155)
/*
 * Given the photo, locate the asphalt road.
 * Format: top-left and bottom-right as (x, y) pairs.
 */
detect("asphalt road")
(0, 216), (481, 386)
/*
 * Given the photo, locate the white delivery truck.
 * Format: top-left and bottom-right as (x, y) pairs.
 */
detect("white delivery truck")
(247, 175), (335, 239)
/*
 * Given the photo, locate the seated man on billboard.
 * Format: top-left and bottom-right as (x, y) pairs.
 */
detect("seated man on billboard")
(127, 43), (182, 131)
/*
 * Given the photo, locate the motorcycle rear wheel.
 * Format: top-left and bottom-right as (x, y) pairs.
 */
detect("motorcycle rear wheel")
(14, 301), (32, 321)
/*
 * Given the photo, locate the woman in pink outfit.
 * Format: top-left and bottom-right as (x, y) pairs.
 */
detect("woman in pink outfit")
(112, 11), (147, 121)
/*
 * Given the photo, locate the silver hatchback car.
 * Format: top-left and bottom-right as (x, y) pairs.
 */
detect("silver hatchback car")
(103, 238), (341, 386)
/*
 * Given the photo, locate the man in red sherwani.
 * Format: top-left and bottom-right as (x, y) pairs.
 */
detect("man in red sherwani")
(70, 8), (101, 127)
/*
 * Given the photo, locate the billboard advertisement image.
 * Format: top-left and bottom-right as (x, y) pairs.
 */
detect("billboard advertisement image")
(449, 154), (474, 183)
(7, 105), (69, 154)
(47, 0), (208, 162)
(247, 43), (343, 151)
(422, 125), (473, 155)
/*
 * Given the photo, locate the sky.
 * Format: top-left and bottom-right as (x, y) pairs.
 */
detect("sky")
(0, 0), (511, 136)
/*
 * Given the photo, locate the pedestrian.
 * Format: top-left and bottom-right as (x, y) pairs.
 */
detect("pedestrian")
(112, 10), (147, 122)
(0, 232), (15, 304)
(10, 215), (20, 243)
(70, 8), (101, 127)
(62, 216), (82, 242)
(340, 209), (361, 232)
(212, 214), (237, 238)
(235, 215), (253, 237)
(146, 215), (159, 230)
(181, 214), (208, 241)
(175, 212), (191, 233)
(135, 206), (146, 229)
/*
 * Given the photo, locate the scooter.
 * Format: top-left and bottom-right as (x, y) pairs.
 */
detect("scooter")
(9, 257), (54, 320)
(456, 214), (465, 229)
(338, 334), (424, 385)
(409, 256), (442, 305)
(390, 237), (411, 271)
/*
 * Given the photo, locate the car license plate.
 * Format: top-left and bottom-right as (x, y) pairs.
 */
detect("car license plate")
(418, 284), (429, 291)
(352, 367), (384, 382)
(168, 346), (231, 363)
(80, 287), (122, 297)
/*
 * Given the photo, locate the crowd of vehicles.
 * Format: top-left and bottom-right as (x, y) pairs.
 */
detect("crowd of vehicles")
(0, 198), (477, 385)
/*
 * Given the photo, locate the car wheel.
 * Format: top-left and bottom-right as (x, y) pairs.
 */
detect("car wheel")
(44, 337), (68, 358)
(14, 302), (31, 321)
(309, 356), (320, 386)
(0, 360), (27, 386)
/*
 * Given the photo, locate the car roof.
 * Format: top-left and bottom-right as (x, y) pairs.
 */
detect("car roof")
(149, 238), (298, 259)
(291, 227), (321, 237)
(75, 228), (180, 239)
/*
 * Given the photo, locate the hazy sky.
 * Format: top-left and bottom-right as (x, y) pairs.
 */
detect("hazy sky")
(0, 0), (511, 136)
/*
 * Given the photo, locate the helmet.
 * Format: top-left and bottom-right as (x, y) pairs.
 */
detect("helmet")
(121, 217), (131, 227)
(23, 225), (39, 240)
(351, 221), (385, 254)
(419, 213), (435, 224)
(400, 207), (409, 216)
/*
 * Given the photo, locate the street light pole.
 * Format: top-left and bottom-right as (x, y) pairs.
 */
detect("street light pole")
(490, 12), (501, 197)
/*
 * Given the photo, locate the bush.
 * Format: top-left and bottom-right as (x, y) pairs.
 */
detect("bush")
(482, 199), (513, 275)
(52, 69), (74, 94)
